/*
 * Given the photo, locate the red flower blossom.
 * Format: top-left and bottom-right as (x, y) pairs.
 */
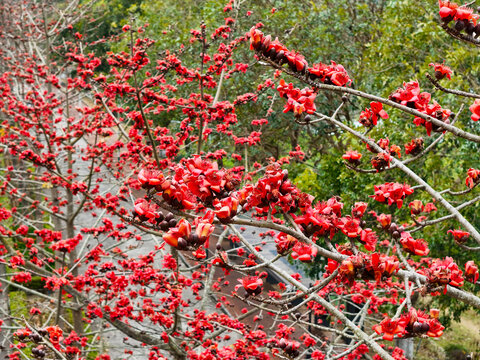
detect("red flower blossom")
(426, 318), (445, 338)
(405, 138), (424, 156)
(370, 182), (414, 208)
(448, 229), (470, 244)
(133, 199), (158, 220)
(465, 261), (479, 283)
(214, 196), (239, 221)
(425, 257), (464, 292)
(469, 99), (480, 121)
(371, 152), (392, 172)
(352, 202), (368, 218)
(138, 168), (165, 189)
(291, 242), (318, 262)
(342, 150), (362, 166)
(237, 276), (263, 296)
(399, 232), (429, 256)
(163, 219), (191, 248)
(336, 216), (362, 238)
(438, 0), (459, 20)
(429, 62), (452, 80)
(409, 200), (424, 215)
(275, 233), (297, 255)
(359, 102), (389, 127)
(373, 317), (407, 341)
(360, 228), (377, 251)
(376, 213), (392, 229)
(466, 168), (480, 188)
(50, 234), (82, 253)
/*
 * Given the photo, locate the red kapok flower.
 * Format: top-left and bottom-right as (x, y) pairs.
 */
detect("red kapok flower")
(409, 200), (424, 215)
(342, 150), (362, 166)
(405, 138), (424, 156)
(291, 242), (318, 262)
(465, 260), (479, 284)
(429, 62), (452, 80)
(163, 219), (191, 248)
(133, 199), (158, 220)
(469, 99), (480, 121)
(373, 317), (407, 341)
(336, 216), (362, 238)
(371, 152), (392, 172)
(237, 276), (263, 296)
(138, 168), (165, 189)
(352, 202), (368, 218)
(426, 318), (445, 338)
(448, 229), (469, 244)
(466, 168), (480, 188)
(275, 233), (297, 255)
(376, 213), (392, 229)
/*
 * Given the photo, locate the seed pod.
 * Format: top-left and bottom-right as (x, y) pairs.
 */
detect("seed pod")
(466, 21), (475, 35)
(435, 70), (445, 80)
(191, 233), (201, 245)
(165, 212), (174, 222)
(177, 237), (188, 250)
(156, 212), (164, 222)
(421, 322), (430, 333)
(454, 19), (466, 32)
(160, 221), (170, 231)
(275, 50), (285, 64)
(412, 321), (423, 333)
(392, 231), (400, 239)
(168, 218), (177, 227)
(389, 223), (398, 233)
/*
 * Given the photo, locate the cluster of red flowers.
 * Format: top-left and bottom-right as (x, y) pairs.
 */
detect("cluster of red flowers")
(163, 212), (214, 253)
(438, 1), (480, 37)
(294, 197), (343, 239)
(370, 182), (414, 208)
(248, 27), (351, 86)
(359, 101), (389, 127)
(423, 256), (464, 293)
(404, 138), (424, 156)
(291, 242), (318, 263)
(399, 231), (430, 256)
(389, 80), (452, 136)
(50, 234), (82, 253)
(244, 164), (310, 214)
(374, 308), (444, 341)
(328, 252), (399, 285)
(276, 79), (317, 116)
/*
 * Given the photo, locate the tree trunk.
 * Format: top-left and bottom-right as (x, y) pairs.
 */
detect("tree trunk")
(396, 338), (414, 359)
(0, 263), (12, 358)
